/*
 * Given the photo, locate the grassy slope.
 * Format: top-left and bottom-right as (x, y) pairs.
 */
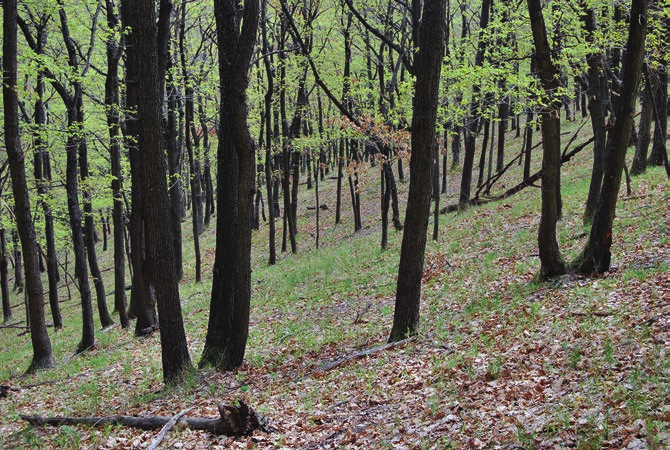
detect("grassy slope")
(0, 122), (669, 449)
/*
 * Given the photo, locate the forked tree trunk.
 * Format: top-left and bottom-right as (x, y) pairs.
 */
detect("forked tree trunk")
(572, 0), (649, 274)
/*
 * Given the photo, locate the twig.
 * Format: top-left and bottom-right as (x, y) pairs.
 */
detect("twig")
(147, 407), (194, 450)
(313, 336), (416, 374)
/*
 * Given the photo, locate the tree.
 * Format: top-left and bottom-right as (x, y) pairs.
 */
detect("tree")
(199, 0), (259, 370)
(104, 0), (130, 328)
(130, 0), (193, 383)
(527, 0), (566, 280)
(572, 0), (649, 274)
(3, 0), (54, 372)
(388, 0), (446, 342)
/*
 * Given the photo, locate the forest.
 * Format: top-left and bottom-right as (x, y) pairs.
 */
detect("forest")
(0, 0), (668, 447)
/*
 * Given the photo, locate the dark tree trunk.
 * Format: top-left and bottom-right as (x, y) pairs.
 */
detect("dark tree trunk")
(165, 55), (185, 282)
(12, 230), (23, 293)
(200, 0), (259, 371)
(572, 0), (648, 274)
(31, 26), (62, 330)
(648, 66), (668, 169)
(389, 0), (446, 342)
(3, 0), (54, 370)
(121, 0), (158, 335)
(496, 97), (508, 173)
(631, 64), (656, 175)
(262, 0), (276, 265)
(527, 0), (567, 280)
(132, 0), (192, 384)
(53, 5), (97, 352)
(105, 0), (129, 328)
(179, 5), (202, 282)
(582, 6), (609, 226)
(0, 230), (11, 323)
(523, 109), (534, 180)
(458, 0), (491, 210)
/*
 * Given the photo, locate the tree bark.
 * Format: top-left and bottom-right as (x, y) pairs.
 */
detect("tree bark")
(389, 0), (446, 342)
(572, 0), (649, 274)
(200, 0), (259, 370)
(132, 0), (193, 383)
(3, 0), (54, 371)
(527, 0), (567, 280)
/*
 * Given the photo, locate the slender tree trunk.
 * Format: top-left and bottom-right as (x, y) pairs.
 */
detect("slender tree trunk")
(631, 64), (656, 175)
(3, 0), (54, 370)
(0, 230), (11, 323)
(105, 0), (129, 328)
(527, 0), (567, 280)
(581, 6), (609, 226)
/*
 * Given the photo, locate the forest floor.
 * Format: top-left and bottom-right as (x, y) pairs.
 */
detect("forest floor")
(0, 124), (669, 449)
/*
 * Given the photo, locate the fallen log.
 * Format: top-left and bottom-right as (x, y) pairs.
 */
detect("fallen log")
(20, 401), (268, 437)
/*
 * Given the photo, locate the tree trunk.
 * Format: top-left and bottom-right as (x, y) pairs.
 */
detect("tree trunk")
(389, 0), (446, 342)
(262, 0), (276, 265)
(0, 230), (11, 324)
(527, 0), (567, 280)
(581, 6), (609, 226)
(572, 0), (648, 274)
(133, 0), (193, 384)
(105, 0), (129, 328)
(200, 0), (259, 371)
(3, 0), (54, 371)
(121, 0), (158, 336)
(631, 64), (656, 175)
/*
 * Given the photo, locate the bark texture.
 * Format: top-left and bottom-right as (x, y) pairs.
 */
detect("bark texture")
(389, 0), (446, 342)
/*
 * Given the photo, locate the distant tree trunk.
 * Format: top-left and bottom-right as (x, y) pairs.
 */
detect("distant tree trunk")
(432, 141), (440, 241)
(262, 0), (276, 265)
(3, 0), (54, 370)
(389, 0), (445, 342)
(180, 5), (202, 282)
(80, 129), (114, 328)
(105, 0), (129, 328)
(336, 138), (345, 224)
(581, 6), (609, 226)
(527, 0), (567, 280)
(200, 0), (259, 371)
(12, 230), (23, 293)
(0, 230), (11, 323)
(648, 66), (668, 169)
(459, 0), (491, 210)
(631, 64), (656, 175)
(572, 0), (648, 274)
(165, 55), (185, 283)
(523, 109), (534, 180)
(133, 0), (193, 383)
(496, 97), (508, 173)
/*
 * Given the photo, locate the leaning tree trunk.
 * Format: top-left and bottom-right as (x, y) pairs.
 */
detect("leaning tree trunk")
(581, 6), (610, 226)
(572, 0), (648, 274)
(3, 0), (54, 371)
